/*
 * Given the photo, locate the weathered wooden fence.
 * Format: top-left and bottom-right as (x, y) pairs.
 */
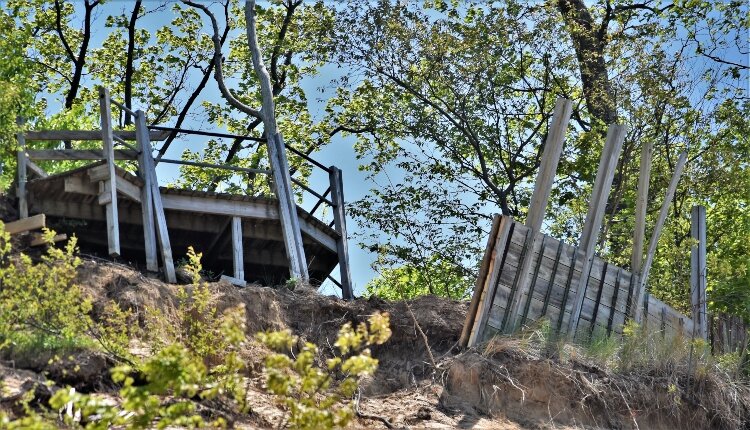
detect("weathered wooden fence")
(711, 313), (749, 355)
(462, 215), (694, 346)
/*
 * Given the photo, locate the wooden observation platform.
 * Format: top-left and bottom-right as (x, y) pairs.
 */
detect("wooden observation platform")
(15, 88), (353, 298)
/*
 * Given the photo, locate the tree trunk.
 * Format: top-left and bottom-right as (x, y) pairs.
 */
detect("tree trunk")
(124, 0), (142, 126)
(556, 0), (617, 125)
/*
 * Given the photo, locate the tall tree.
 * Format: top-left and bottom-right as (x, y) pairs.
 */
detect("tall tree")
(331, 0), (748, 313)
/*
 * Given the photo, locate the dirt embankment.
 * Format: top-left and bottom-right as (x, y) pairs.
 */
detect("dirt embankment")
(3, 259), (750, 429)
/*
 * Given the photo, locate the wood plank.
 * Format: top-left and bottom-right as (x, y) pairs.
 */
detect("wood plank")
(26, 159), (48, 178)
(65, 176), (98, 195)
(269, 132), (309, 282)
(634, 151), (688, 323)
(468, 216), (513, 347)
(506, 98), (572, 329)
(87, 164), (110, 182)
(136, 110), (175, 283)
(16, 131), (27, 218)
(329, 166), (353, 299)
(632, 140), (653, 276)
(66, 174), (140, 203)
(525, 98), (572, 231)
(99, 87), (120, 257)
(98, 181), (112, 205)
(461, 215), (502, 347)
(114, 176), (141, 202)
(568, 124), (626, 337)
(220, 275), (247, 288)
(607, 270), (624, 334)
(30, 233), (67, 247)
(25, 130), (169, 141)
(26, 149), (138, 160)
(159, 193), (338, 252)
(231, 217), (245, 281)
(520, 236), (547, 325)
(4, 214), (45, 234)
(589, 262), (609, 329)
(500, 228), (533, 332)
(557, 247), (580, 332)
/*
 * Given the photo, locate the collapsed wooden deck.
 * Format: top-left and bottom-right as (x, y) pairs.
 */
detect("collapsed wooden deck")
(25, 162), (340, 285)
(16, 87), (354, 296)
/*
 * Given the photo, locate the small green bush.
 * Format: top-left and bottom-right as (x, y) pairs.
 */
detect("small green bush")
(0, 225), (92, 356)
(257, 312), (392, 429)
(0, 238), (392, 430)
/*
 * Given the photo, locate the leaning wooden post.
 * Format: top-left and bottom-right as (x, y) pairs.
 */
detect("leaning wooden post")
(16, 118), (28, 219)
(98, 87), (120, 257)
(468, 215), (514, 347)
(231, 216), (245, 281)
(504, 97), (572, 331)
(245, 0), (308, 282)
(690, 205), (708, 340)
(631, 140), (653, 277)
(135, 109), (176, 283)
(567, 124), (627, 338)
(273, 133), (309, 281)
(329, 166), (354, 300)
(134, 112), (158, 272)
(633, 151), (688, 323)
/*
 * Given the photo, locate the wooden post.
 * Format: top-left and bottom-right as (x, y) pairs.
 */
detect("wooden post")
(460, 215), (502, 347)
(505, 97), (572, 331)
(231, 216), (245, 281)
(567, 124), (627, 337)
(135, 111), (158, 272)
(275, 133), (309, 281)
(632, 140), (653, 276)
(98, 87), (120, 257)
(267, 133), (309, 282)
(16, 122), (28, 219)
(243, 3), (309, 284)
(468, 216), (513, 347)
(135, 109), (176, 283)
(329, 166), (354, 300)
(691, 205), (708, 340)
(633, 151), (687, 323)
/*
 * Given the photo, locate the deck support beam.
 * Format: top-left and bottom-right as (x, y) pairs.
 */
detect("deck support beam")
(136, 109), (176, 283)
(98, 87), (120, 257)
(16, 124), (27, 219)
(135, 113), (158, 273)
(231, 217), (245, 281)
(691, 205), (708, 340)
(268, 133), (309, 282)
(329, 166), (354, 300)
(567, 124), (627, 338)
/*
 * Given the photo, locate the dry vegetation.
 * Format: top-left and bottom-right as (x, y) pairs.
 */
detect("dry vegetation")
(1, 252), (749, 429)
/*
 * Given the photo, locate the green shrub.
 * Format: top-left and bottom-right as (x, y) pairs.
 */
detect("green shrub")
(257, 312), (392, 429)
(0, 225), (91, 355)
(0, 240), (393, 429)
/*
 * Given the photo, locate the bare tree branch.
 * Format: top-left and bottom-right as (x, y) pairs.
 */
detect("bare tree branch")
(155, 1), (232, 159)
(182, 0), (262, 119)
(124, 0), (142, 126)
